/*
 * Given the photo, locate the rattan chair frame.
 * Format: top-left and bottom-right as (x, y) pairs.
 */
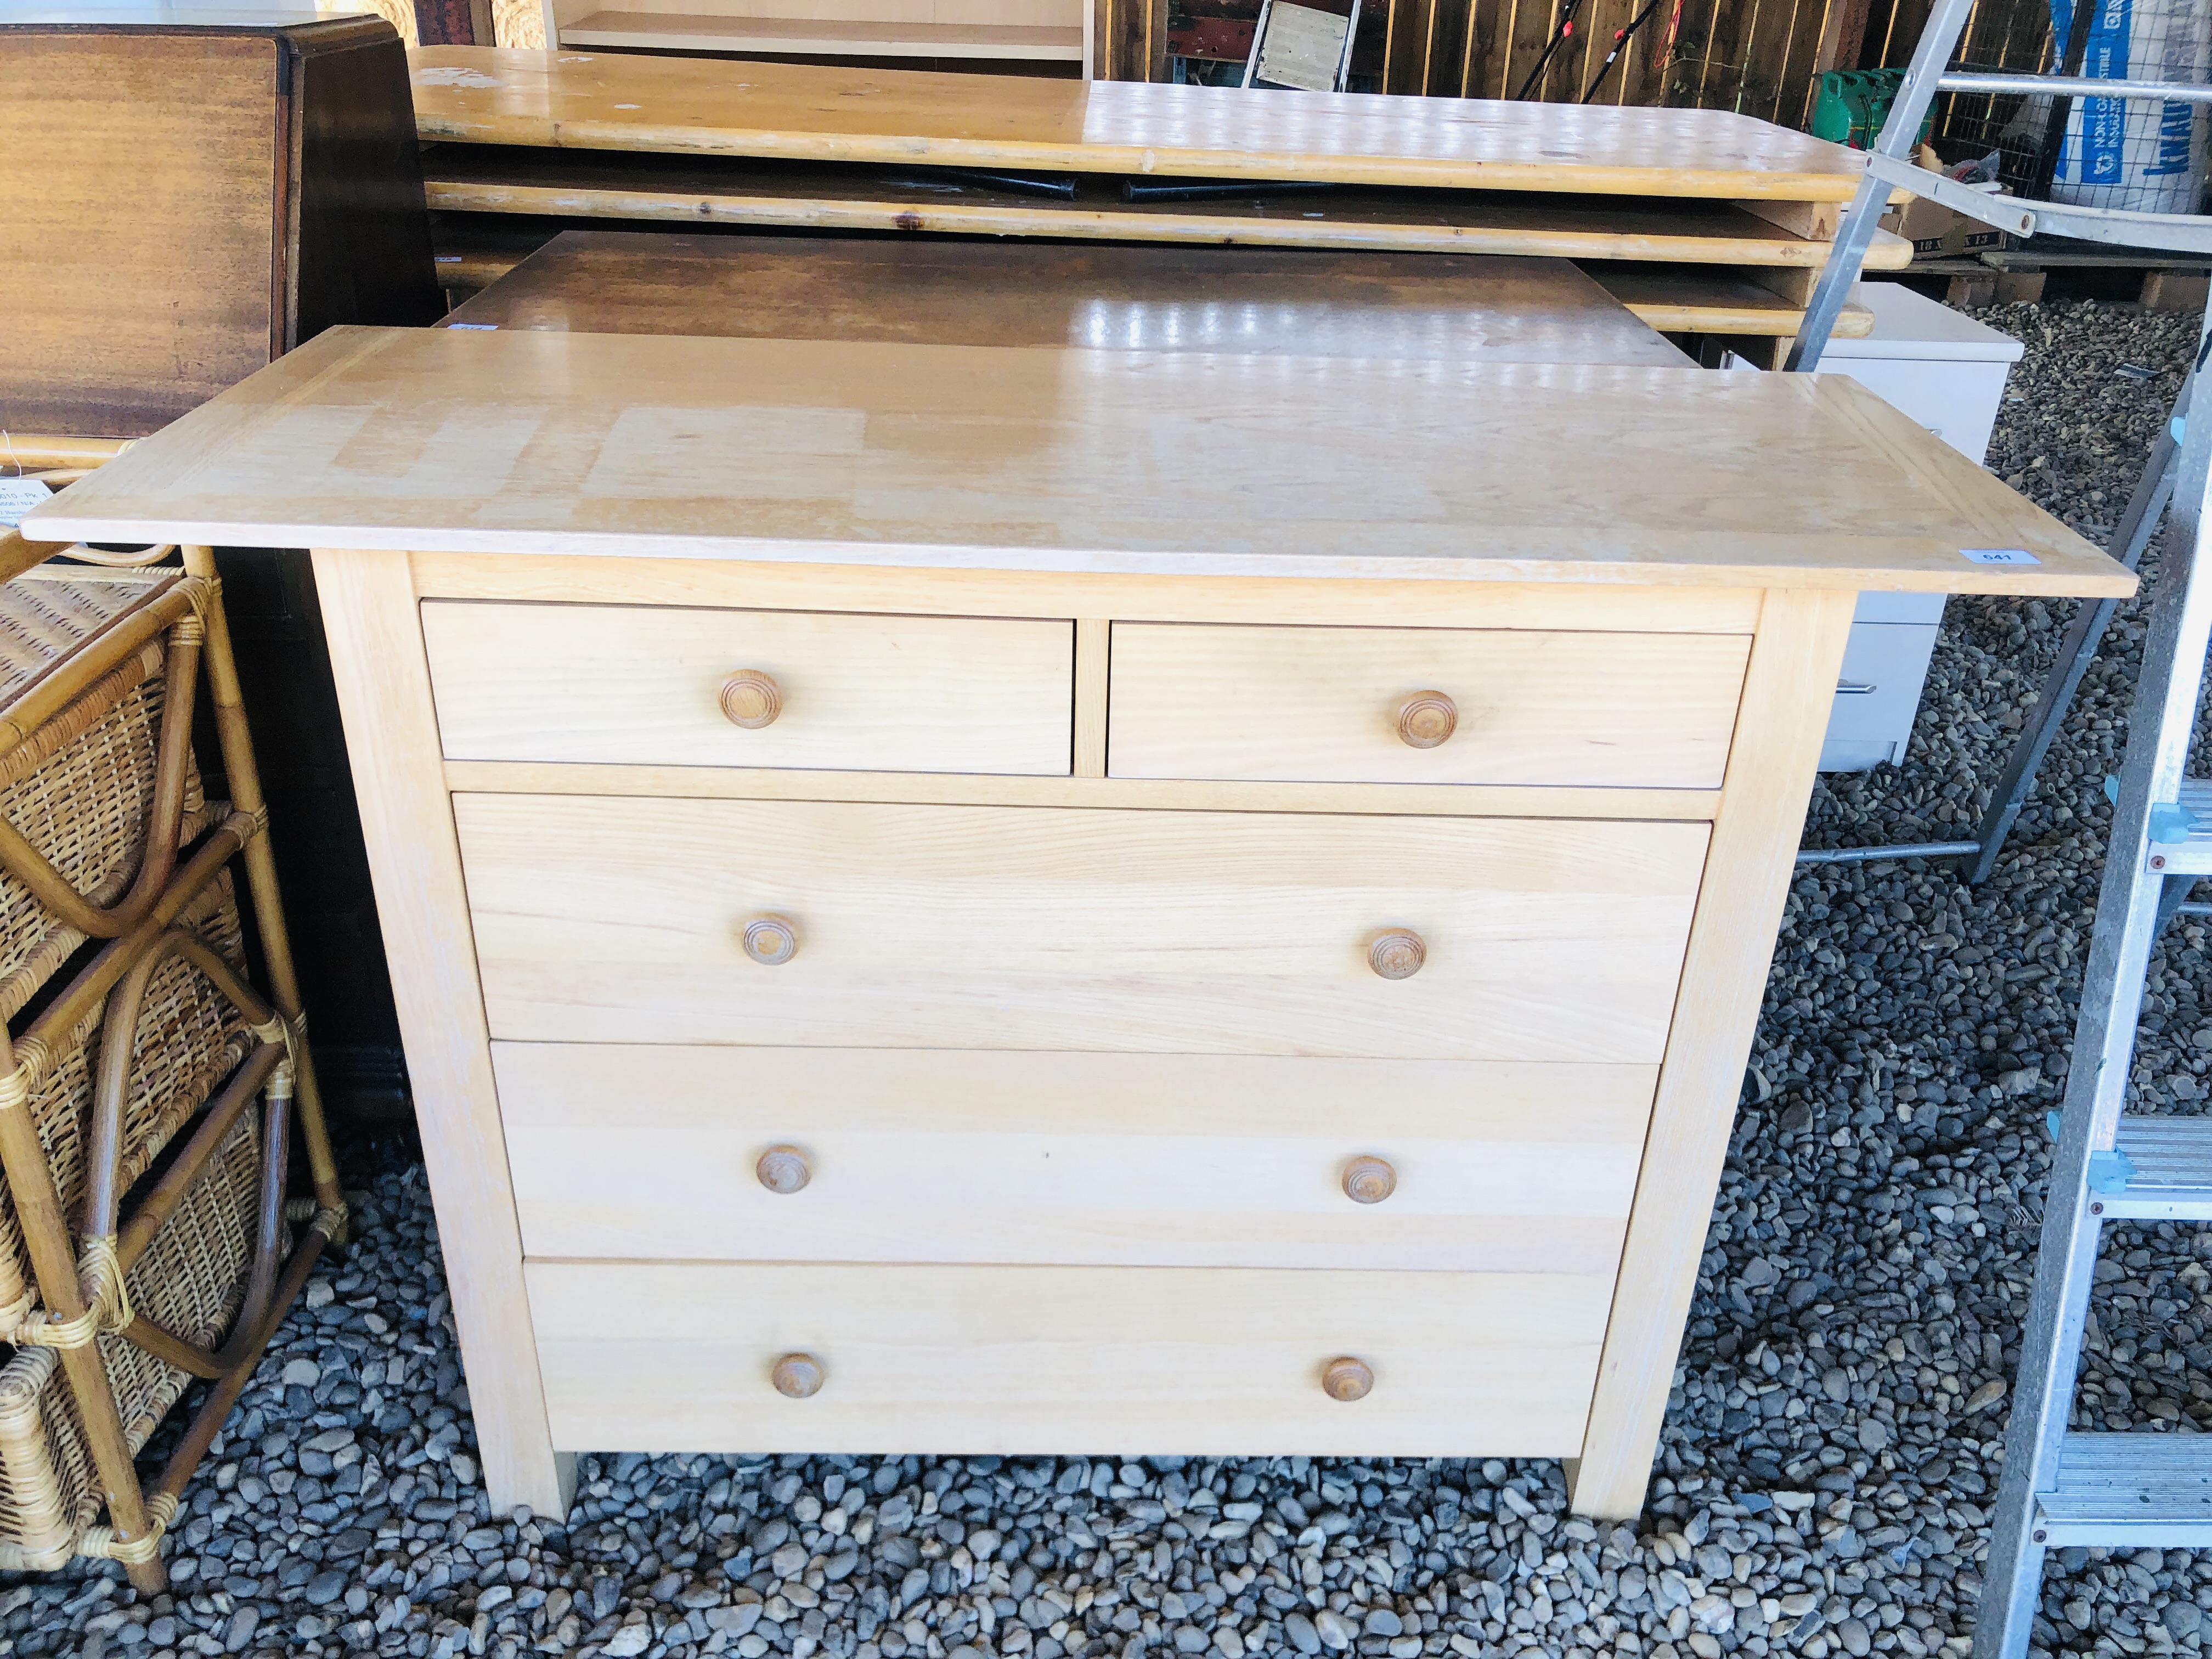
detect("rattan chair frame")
(0, 447), (347, 1590)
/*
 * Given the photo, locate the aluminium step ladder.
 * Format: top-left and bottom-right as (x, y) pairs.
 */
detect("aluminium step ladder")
(1764, 7), (2212, 1655)
(1975, 329), (2212, 1652)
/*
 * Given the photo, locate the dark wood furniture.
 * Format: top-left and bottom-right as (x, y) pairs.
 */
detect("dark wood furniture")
(0, 15), (442, 436)
(0, 14), (438, 1122)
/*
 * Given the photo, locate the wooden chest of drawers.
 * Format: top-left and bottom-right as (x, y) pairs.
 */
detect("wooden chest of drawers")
(26, 325), (2132, 1525)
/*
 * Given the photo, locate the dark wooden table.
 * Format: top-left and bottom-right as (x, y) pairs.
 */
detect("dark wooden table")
(442, 230), (1692, 365)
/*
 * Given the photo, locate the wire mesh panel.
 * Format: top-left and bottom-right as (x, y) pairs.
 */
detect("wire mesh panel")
(1937, 0), (2210, 210)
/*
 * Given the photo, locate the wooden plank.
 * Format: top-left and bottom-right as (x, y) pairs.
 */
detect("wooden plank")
(526, 1261), (1612, 1455)
(557, 9), (1086, 55)
(0, 33), (277, 435)
(1567, 585), (1854, 1519)
(443, 758), (1726, 819)
(309, 546), (572, 1519)
(1753, 263), (1820, 305)
(454, 795), (1711, 1058)
(419, 156), (1916, 268)
(407, 44), (1876, 199)
(408, 552), (1772, 631)
(29, 327), (2131, 597)
(1734, 197), (1837, 239)
(1588, 263), (1876, 336)
(496, 1045), (1656, 1269)
(1107, 623), (1750, 788)
(440, 232), (1689, 368)
(1457, 0), (1509, 95)
(421, 600), (1076, 774)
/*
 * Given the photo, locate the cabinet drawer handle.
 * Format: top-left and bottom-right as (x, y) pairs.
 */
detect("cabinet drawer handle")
(720, 669), (784, 729)
(742, 916), (799, 966)
(1396, 691), (1457, 749)
(757, 1146), (811, 1194)
(772, 1353), (825, 1398)
(1322, 1357), (1373, 1402)
(1367, 929), (1426, 980)
(1341, 1155), (1397, 1204)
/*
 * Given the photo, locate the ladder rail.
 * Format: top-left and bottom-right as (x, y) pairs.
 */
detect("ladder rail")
(1976, 310), (2212, 1659)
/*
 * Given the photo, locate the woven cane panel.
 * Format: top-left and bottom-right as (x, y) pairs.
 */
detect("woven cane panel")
(0, 883), (253, 1321)
(0, 663), (217, 1024)
(0, 1107), (263, 1564)
(0, 579), (168, 708)
(105, 1107), (264, 1446)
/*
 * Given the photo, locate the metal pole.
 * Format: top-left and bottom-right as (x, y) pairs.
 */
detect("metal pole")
(1941, 71), (2212, 102)
(1961, 372), (2191, 882)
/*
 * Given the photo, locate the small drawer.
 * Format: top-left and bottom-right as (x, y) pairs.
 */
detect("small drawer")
(456, 795), (1709, 1060)
(1108, 622), (1750, 788)
(422, 600), (1074, 775)
(497, 1044), (1655, 1272)
(526, 1261), (1607, 1457)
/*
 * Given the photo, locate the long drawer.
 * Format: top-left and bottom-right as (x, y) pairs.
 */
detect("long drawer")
(422, 600), (1075, 775)
(456, 796), (1709, 1058)
(1108, 622), (1750, 788)
(497, 1045), (1656, 1271)
(527, 1262), (1607, 1456)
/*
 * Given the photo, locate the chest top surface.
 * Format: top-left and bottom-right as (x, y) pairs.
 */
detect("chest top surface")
(408, 46), (1872, 201)
(25, 324), (2131, 597)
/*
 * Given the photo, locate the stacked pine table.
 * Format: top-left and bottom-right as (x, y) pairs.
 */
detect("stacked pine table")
(413, 48), (1911, 363)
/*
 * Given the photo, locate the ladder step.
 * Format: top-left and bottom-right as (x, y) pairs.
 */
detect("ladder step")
(2150, 779), (2212, 873)
(2038, 1434), (2212, 1546)
(2101, 1115), (2212, 1219)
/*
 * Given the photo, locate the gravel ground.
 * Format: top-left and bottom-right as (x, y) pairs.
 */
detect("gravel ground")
(6, 296), (2210, 1659)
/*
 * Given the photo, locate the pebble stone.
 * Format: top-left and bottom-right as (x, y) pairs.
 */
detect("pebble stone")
(3, 298), (2207, 1659)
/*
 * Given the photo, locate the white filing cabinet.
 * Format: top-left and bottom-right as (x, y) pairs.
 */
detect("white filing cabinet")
(1817, 283), (2024, 770)
(1723, 284), (2025, 769)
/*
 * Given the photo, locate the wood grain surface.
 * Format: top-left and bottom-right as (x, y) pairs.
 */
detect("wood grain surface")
(419, 155), (1913, 267)
(311, 546), (572, 1517)
(496, 1045), (1655, 1269)
(26, 327), (2133, 597)
(0, 32), (278, 433)
(1570, 587), (1855, 1518)
(407, 46), (1874, 199)
(454, 795), (1709, 1058)
(424, 600), (1075, 772)
(1107, 622), (1748, 787)
(409, 551), (1768, 630)
(441, 232), (1689, 367)
(1588, 264), (1878, 338)
(525, 1261), (1611, 1454)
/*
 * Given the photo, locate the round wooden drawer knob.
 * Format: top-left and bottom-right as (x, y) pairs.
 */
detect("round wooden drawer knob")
(1367, 929), (1426, 980)
(772, 1353), (825, 1398)
(720, 669), (783, 730)
(1342, 1155), (1397, 1204)
(757, 1146), (811, 1194)
(742, 916), (798, 966)
(1322, 1357), (1373, 1402)
(1396, 691), (1457, 749)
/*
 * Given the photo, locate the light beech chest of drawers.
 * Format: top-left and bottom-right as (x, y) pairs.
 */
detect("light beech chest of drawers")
(27, 325), (2132, 1524)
